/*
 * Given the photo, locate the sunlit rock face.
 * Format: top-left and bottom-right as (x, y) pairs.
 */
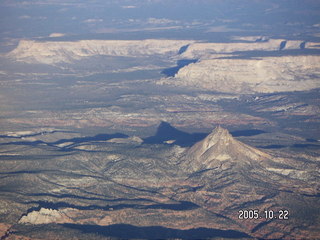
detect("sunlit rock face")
(7, 38), (318, 66)
(169, 55), (320, 93)
(6, 39), (194, 64)
(6, 38), (320, 94)
(179, 39), (309, 59)
(19, 208), (73, 225)
(184, 126), (270, 171)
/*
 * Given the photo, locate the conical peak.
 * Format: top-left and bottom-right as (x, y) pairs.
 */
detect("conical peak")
(203, 126), (233, 148)
(210, 125), (231, 137)
(185, 125), (271, 171)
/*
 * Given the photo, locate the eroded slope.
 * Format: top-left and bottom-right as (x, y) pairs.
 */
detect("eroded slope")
(0, 126), (319, 239)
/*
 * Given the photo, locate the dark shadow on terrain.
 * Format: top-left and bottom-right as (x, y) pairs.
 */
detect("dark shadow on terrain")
(53, 133), (128, 145)
(0, 140), (46, 146)
(279, 40), (287, 50)
(255, 37), (268, 42)
(161, 59), (197, 77)
(302, 193), (320, 197)
(230, 129), (267, 137)
(306, 138), (318, 143)
(251, 220), (272, 233)
(0, 133), (128, 148)
(0, 130), (73, 139)
(144, 122), (270, 147)
(62, 223), (252, 239)
(0, 170), (54, 175)
(27, 193), (155, 203)
(143, 121), (206, 147)
(23, 200), (199, 213)
(220, 49), (320, 59)
(300, 41), (306, 49)
(259, 143), (320, 149)
(259, 145), (286, 149)
(0, 154), (73, 161)
(292, 143), (320, 148)
(178, 44), (190, 54)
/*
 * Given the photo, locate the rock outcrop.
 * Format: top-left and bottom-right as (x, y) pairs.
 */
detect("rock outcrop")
(166, 55), (320, 93)
(6, 39), (194, 64)
(180, 39), (310, 59)
(184, 126), (270, 171)
(6, 38), (319, 66)
(6, 37), (320, 94)
(19, 208), (73, 225)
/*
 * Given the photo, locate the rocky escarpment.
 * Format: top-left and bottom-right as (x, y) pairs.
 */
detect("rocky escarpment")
(5, 37), (320, 94)
(6, 38), (319, 66)
(159, 37), (320, 94)
(179, 39), (316, 59)
(6, 39), (195, 64)
(162, 55), (320, 93)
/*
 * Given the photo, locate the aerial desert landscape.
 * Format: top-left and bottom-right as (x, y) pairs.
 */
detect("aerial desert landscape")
(0, 0), (319, 239)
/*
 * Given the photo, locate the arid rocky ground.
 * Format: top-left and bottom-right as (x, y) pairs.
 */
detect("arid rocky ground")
(0, 35), (319, 239)
(0, 126), (319, 239)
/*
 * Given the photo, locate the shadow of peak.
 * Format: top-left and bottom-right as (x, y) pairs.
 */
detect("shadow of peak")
(158, 121), (173, 129)
(143, 121), (206, 147)
(156, 121), (189, 138)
